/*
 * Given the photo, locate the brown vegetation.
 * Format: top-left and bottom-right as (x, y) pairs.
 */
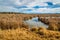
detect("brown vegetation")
(0, 28), (41, 40)
(31, 27), (60, 40)
(48, 22), (58, 31)
(0, 12), (60, 40)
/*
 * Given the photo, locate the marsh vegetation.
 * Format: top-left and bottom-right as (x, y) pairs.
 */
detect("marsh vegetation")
(0, 12), (60, 40)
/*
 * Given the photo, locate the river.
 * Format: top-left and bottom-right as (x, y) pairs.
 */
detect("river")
(24, 17), (48, 28)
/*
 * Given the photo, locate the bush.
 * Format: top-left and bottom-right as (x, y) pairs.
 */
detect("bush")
(30, 27), (38, 32)
(22, 23), (29, 29)
(37, 27), (47, 35)
(0, 20), (21, 29)
(48, 23), (58, 31)
(38, 27), (46, 31)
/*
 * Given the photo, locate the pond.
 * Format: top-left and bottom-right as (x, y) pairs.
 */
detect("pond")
(24, 17), (48, 28)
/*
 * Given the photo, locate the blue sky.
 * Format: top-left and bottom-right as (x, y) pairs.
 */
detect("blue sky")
(0, 0), (60, 13)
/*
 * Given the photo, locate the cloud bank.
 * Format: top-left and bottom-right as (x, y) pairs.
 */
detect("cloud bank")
(0, 0), (60, 13)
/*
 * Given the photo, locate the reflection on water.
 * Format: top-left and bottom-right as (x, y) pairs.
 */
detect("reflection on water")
(24, 17), (48, 28)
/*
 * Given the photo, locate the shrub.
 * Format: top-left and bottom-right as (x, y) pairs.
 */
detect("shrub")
(30, 27), (38, 32)
(48, 22), (58, 31)
(22, 23), (29, 29)
(37, 27), (47, 35)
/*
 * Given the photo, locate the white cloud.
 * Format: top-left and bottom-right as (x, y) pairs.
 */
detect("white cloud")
(26, 2), (48, 8)
(19, 8), (60, 13)
(0, 0), (60, 13)
(0, 0), (21, 6)
(36, 8), (60, 13)
(0, 6), (19, 12)
(52, 0), (60, 4)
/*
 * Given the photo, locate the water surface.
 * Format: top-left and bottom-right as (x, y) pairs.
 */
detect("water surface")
(24, 17), (48, 28)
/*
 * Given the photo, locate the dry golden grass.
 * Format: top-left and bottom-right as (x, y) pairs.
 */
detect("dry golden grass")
(0, 12), (60, 40)
(31, 27), (60, 40)
(0, 28), (42, 40)
(48, 22), (58, 31)
(1, 27), (60, 40)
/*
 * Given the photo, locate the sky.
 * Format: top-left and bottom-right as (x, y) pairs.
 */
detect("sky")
(0, 0), (60, 14)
